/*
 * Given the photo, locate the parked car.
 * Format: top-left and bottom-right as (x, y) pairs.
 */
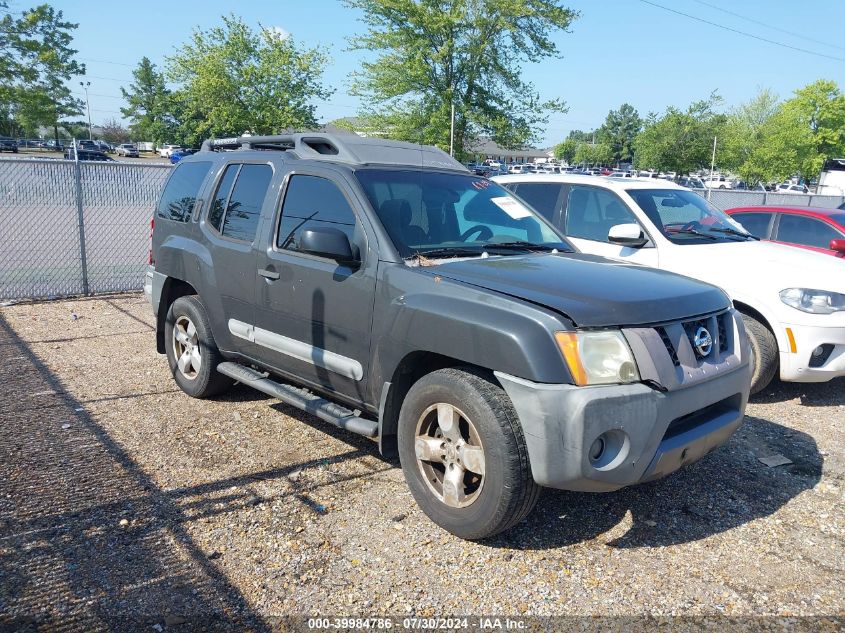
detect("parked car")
(726, 206), (845, 258)
(704, 175), (735, 189)
(0, 137), (18, 153)
(158, 144), (183, 158)
(494, 173), (845, 394)
(776, 183), (809, 194)
(63, 148), (116, 161)
(116, 143), (140, 158)
(45, 139), (65, 151)
(92, 140), (114, 153)
(169, 148), (198, 164)
(678, 176), (706, 189)
(146, 132), (751, 539)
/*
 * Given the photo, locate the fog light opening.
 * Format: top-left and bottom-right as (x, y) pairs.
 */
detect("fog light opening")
(589, 437), (606, 462)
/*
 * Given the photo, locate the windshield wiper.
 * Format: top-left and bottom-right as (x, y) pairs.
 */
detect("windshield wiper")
(409, 247), (483, 259)
(482, 241), (572, 253)
(706, 226), (759, 240)
(668, 228), (720, 240)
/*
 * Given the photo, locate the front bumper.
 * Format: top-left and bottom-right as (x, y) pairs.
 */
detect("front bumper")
(495, 363), (750, 492)
(779, 323), (845, 383)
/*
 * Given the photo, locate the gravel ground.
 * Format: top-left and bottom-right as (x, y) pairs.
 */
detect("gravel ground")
(1, 294), (843, 630)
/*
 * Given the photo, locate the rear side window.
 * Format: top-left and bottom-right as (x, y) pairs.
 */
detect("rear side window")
(277, 175), (358, 254)
(157, 161), (210, 222)
(511, 183), (564, 220)
(732, 212), (772, 238)
(207, 163), (273, 242)
(775, 214), (843, 249)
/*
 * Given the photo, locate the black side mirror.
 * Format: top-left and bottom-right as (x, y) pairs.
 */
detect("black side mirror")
(299, 227), (358, 263)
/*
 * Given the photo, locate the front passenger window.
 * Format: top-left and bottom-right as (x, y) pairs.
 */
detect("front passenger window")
(277, 175), (360, 256)
(564, 186), (638, 242)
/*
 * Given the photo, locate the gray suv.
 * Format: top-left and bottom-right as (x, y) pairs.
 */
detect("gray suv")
(145, 133), (752, 539)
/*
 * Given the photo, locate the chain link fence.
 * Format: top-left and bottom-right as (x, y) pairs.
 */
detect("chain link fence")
(693, 188), (845, 210)
(0, 158), (171, 301)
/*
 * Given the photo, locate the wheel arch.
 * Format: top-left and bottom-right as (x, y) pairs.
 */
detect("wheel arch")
(156, 277), (198, 353)
(377, 352), (498, 458)
(732, 300), (781, 351)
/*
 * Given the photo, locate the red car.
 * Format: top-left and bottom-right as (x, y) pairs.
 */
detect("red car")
(726, 205), (845, 258)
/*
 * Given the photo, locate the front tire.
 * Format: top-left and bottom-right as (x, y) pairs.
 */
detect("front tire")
(164, 295), (233, 398)
(397, 367), (540, 540)
(741, 313), (778, 394)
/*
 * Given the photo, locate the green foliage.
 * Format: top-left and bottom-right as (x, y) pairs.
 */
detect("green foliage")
(634, 93), (725, 174)
(166, 15), (333, 143)
(719, 88), (780, 185)
(553, 137), (578, 163)
(566, 129), (594, 142)
(596, 103), (641, 163)
(573, 142), (612, 166)
(121, 57), (177, 144)
(345, 0), (577, 157)
(0, 3), (85, 137)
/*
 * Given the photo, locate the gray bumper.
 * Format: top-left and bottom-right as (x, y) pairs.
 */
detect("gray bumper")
(495, 362), (751, 492)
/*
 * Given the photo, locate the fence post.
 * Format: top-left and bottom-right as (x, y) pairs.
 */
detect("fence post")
(762, 191), (767, 205)
(73, 151), (90, 295)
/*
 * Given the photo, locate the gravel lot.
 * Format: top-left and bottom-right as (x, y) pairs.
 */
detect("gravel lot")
(1, 294), (843, 630)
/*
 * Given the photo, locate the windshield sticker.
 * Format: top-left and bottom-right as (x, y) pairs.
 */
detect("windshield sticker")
(491, 196), (532, 219)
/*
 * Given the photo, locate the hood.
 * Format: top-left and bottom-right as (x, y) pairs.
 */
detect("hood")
(667, 240), (845, 296)
(426, 253), (730, 327)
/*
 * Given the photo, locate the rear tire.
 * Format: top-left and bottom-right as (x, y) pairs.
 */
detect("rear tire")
(165, 295), (234, 398)
(397, 367), (540, 540)
(741, 313), (778, 394)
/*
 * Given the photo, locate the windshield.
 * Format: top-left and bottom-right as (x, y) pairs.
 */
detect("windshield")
(626, 188), (754, 244)
(355, 169), (572, 258)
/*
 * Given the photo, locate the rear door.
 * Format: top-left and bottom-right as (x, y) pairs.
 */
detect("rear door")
(253, 168), (377, 401)
(199, 160), (276, 354)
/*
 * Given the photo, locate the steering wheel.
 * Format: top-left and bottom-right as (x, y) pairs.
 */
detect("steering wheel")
(460, 225), (494, 242)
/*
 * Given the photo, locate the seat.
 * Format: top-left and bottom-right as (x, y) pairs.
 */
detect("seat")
(379, 199), (427, 249)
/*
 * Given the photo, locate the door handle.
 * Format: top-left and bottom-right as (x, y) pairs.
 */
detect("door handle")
(258, 268), (280, 280)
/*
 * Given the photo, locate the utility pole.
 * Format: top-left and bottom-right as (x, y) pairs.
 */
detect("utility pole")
(449, 102), (455, 157)
(80, 81), (92, 140)
(708, 135), (717, 201)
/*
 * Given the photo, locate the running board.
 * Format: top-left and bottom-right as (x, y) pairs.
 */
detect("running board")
(217, 362), (378, 437)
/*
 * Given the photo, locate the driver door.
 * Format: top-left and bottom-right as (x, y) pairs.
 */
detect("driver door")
(561, 185), (659, 266)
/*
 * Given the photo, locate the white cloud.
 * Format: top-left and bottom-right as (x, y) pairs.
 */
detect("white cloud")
(263, 26), (290, 41)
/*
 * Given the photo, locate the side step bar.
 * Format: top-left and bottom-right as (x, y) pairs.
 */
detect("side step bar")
(217, 362), (378, 438)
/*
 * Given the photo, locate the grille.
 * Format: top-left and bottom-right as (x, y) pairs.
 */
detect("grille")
(717, 313), (729, 353)
(656, 326), (680, 366)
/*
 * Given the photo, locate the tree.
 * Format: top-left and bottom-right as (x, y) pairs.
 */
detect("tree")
(633, 94), (725, 174)
(121, 57), (176, 144)
(573, 141), (612, 166)
(166, 15), (333, 143)
(748, 80), (845, 183)
(596, 103), (641, 164)
(553, 137), (578, 163)
(719, 88), (780, 185)
(99, 117), (131, 144)
(345, 0), (577, 157)
(0, 3), (85, 140)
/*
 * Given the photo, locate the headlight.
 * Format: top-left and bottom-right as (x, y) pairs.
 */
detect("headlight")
(555, 330), (640, 386)
(780, 288), (845, 315)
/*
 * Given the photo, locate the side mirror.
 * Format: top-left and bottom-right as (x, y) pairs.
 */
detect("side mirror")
(299, 226), (358, 263)
(608, 223), (649, 248)
(830, 239), (845, 255)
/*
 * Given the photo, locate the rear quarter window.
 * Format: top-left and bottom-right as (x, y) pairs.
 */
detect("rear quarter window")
(157, 161), (211, 222)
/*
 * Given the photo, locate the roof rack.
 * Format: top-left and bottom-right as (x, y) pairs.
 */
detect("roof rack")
(199, 133), (467, 172)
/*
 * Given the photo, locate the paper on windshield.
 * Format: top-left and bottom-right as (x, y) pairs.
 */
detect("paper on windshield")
(491, 196), (532, 219)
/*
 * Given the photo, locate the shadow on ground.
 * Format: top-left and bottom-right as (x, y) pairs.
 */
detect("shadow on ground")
(750, 376), (845, 406)
(0, 313), (276, 631)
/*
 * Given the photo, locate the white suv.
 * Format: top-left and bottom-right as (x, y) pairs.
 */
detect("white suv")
(158, 144), (183, 158)
(494, 173), (845, 393)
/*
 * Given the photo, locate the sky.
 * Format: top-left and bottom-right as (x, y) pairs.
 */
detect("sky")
(12, 0), (845, 147)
